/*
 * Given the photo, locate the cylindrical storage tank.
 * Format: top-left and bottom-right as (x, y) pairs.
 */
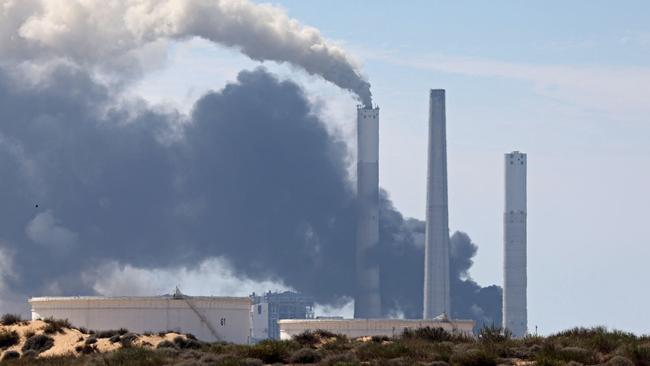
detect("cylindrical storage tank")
(29, 296), (251, 344)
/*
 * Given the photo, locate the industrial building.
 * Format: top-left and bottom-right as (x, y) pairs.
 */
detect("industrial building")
(355, 104), (382, 319)
(503, 151), (528, 337)
(278, 317), (474, 340)
(29, 291), (251, 344)
(423, 89), (451, 319)
(24, 90), (524, 344)
(250, 291), (314, 341)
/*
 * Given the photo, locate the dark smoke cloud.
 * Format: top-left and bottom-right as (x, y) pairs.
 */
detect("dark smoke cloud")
(0, 64), (499, 327)
(377, 194), (502, 329)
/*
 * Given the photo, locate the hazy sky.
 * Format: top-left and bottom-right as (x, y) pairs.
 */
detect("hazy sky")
(132, 1), (650, 334)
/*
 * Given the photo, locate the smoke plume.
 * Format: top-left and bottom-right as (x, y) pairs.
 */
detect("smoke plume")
(378, 196), (502, 329)
(0, 62), (499, 326)
(0, 0), (372, 105)
(0, 0), (498, 327)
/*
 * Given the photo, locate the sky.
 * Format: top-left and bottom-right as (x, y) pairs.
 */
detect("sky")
(0, 0), (648, 336)
(132, 1), (650, 334)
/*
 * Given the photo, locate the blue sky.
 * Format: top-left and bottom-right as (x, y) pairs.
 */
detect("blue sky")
(134, 1), (650, 334)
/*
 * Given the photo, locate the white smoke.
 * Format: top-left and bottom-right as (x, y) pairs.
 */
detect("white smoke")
(87, 257), (291, 297)
(0, 0), (371, 105)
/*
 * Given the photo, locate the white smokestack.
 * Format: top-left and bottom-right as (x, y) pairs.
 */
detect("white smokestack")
(2, 0), (372, 105)
(423, 89), (451, 319)
(354, 105), (381, 319)
(503, 151), (527, 337)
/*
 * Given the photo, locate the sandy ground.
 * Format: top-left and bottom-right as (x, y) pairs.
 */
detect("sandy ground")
(0, 320), (186, 358)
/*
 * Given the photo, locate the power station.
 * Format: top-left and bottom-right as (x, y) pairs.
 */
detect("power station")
(503, 151), (528, 337)
(26, 90), (529, 341)
(354, 105), (382, 319)
(423, 90), (451, 319)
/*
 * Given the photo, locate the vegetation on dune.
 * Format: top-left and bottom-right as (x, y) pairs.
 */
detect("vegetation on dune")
(0, 330), (20, 349)
(21, 334), (54, 354)
(0, 319), (649, 365)
(0, 315), (23, 327)
(42, 318), (72, 335)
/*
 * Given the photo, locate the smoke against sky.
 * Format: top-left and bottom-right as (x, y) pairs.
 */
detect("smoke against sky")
(0, 0), (371, 105)
(0, 62), (499, 325)
(0, 0), (499, 327)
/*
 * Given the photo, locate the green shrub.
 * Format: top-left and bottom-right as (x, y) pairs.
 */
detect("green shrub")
(550, 326), (637, 353)
(404, 327), (449, 342)
(0, 329), (20, 349)
(240, 358), (264, 366)
(75, 343), (97, 354)
(0, 314), (22, 326)
(294, 330), (319, 346)
(246, 339), (298, 363)
(319, 351), (359, 366)
(84, 336), (97, 345)
(608, 355), (635, 366)
(617, 343), (650, 366)
(157, 340), (177, 349)
(356, 341), (410, 361)
(95, 328), (128, 339)
(22, 334), (54, 354)
(92, 347), (168, 366)
(120, 333), (139, 348)
(372, 335), (390, 343)
(109, 334), (121, 343)
(557, 346), (594, 363)
(172, 335), (202, 350)
(42, 317), (71, 334)
(449, 348), (497, 366)
(290, 348), (322, 363)
(1, 350), (20, 361)
(293, 329), (345, 348)
(478, 325), (511, 344)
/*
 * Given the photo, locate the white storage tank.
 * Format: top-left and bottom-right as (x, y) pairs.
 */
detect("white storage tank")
(29, 294), (251, 344)
(278, 318), (474, 340)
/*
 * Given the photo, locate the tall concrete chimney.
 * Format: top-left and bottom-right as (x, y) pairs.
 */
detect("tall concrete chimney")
(354, 105), (381, 319)
(423, 89), (451, 319)
(503, 151), (527, 337)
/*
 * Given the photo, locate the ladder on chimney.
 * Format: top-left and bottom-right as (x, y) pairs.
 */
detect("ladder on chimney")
(174, 287), (221, 341)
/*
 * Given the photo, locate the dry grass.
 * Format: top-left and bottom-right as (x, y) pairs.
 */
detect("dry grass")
(0, 322), (647, 366)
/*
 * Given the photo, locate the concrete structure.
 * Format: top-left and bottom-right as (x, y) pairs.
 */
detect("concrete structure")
(278, 318), (474, 340)
(503, 151), (527, 338)
(250, 291), (314, 341)
(29, 294), (251, 344)
(423, 89), (451, 319)
(355, 105), (382, 319)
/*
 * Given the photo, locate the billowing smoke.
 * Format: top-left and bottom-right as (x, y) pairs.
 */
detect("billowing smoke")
(0, 62), (500, 326)
(0, 0), (372, 105)
(0, 0), (498, 327)
(378, 195), (502, 329)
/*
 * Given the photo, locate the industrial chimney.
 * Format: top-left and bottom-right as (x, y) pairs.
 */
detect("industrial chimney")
(423, 90), (451, 319)
(354, 105), (381, 319)
(503, 151), (527, 337)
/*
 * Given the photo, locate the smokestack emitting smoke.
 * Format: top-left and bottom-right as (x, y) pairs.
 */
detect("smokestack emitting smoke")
(0, 0), (501, 328)
(503, 151), (528, 337)
(423, 89), (452, 319)
(355, 105), (381, 318)
(0, 0), (372, 106)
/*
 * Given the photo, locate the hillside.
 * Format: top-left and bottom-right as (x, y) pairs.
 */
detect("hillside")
(1, 315), (649, 365)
